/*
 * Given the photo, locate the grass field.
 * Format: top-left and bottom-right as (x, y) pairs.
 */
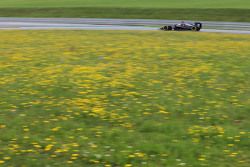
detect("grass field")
(1, 0), (250, 8)
(0, 30), (249, 166)
(0, 0), (250, 22)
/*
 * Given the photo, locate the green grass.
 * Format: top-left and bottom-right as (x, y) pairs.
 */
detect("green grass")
(0, 30), (249, 166)
(1, 8), (250, 22)
(1, 0), (250, 8)
(0, 0), (250, 21)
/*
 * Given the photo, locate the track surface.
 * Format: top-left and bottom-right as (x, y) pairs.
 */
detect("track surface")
(1, 18), (250, 34)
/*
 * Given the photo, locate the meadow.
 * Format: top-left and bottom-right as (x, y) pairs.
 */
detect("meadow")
(0, 0), (250, 22)
(1, 0), (250, 8)
(0, 30), (250, 166)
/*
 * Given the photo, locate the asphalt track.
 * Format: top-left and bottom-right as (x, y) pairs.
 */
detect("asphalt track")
(0, 17), (250, 34)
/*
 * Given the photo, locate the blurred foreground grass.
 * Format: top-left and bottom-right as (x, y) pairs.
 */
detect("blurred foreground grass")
(0, 31), (249, 166)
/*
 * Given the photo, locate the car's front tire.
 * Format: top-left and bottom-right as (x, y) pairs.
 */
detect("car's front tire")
(160, 26), (172, 31)
(167, 26), (173, 30)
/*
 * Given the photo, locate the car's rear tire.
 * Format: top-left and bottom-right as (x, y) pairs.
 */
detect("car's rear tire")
(194, 22), (202, 31)
(196, 27), (201, 31)
(192, 27), (197, 31)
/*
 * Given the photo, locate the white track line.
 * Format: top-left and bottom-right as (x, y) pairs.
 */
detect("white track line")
(1, 18), (250, 34)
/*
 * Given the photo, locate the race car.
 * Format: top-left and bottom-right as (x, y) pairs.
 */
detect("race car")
(160, 22), (202, 31)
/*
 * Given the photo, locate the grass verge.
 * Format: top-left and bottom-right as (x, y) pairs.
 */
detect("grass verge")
(1, 0), (250, 8)
(0, 8), (250, 22)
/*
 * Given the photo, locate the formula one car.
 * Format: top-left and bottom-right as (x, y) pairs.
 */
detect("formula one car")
(160, 21), (202, 31)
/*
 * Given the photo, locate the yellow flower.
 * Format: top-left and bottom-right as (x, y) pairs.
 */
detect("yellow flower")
(105, 165), (111, 167)
(3, 157), (11, 160)
(134, 152), (145, 158)
(23, 128), (30, 132)
(0, 125), (6, 129)
(124, 164), (132, 167)
(158, 110), (169, 114)
(51, 127), (61, 132)
(128, 154), (135, 158)
(33, 144), (42, 148)
(44, 144), (54, 151)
